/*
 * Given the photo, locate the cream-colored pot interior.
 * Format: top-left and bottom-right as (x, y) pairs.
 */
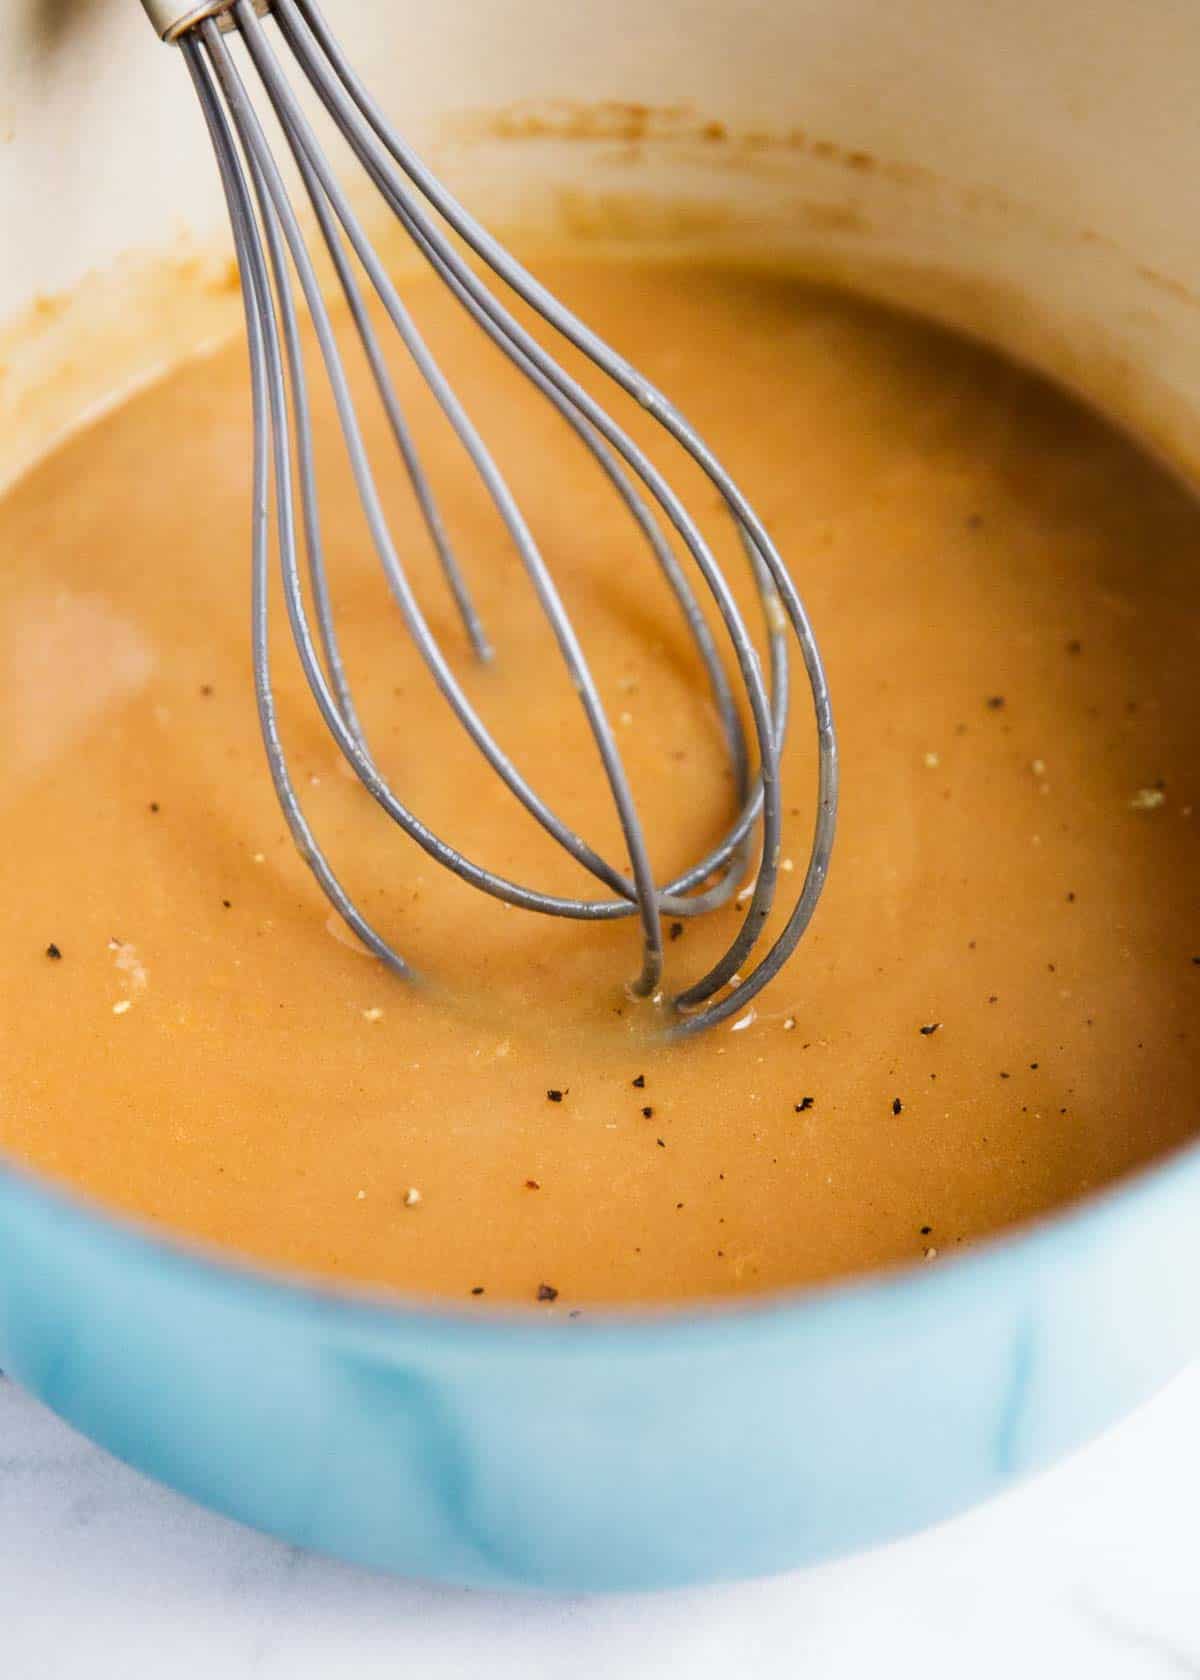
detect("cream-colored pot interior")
(3, 2), (1198, 497)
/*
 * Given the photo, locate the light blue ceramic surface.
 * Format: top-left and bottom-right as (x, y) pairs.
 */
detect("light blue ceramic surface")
(0, 1133), (1197, 1592)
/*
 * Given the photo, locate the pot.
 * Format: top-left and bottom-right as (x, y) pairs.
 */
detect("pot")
(1, 0), (1197, 1592)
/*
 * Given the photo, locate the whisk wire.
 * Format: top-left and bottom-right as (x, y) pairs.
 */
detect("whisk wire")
(203, 17), (656, 929)
(305, 170), (494, 667)
(208, 18), (642, 912)
(230, 2), (675, 994)
(184, 31), (412, 974)
(270, 0), (795, 1005)
(283, 0), (840, 1007)
(173, 0), (838, 1033)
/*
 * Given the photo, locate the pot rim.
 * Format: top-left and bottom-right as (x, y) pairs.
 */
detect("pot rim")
(3, 1115), (1196, 1355)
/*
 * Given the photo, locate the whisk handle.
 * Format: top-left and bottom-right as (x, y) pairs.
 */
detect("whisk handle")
(141, 0), (270, 43)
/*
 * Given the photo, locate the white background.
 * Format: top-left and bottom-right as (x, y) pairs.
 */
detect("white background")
(1, 1363), (1198, 1678)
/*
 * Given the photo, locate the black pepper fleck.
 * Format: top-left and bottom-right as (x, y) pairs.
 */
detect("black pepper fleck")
(668, 921), (684, 941)
(470, 1286), (485, 1296)
(641, 1105), (654, 1118)
(537, 1283), (558, 1302)
(200, 684), (214, 697)
(985, 695), (1005, 710)
(656, 1137), (666, 1148)
(222, 899), (232, 909)
(920, 1225), (932, 1235)
(524, 1178), (540, 1190)
(892, 1097), (903, 1115)
(546, 1089), (565, 1103)
(45, 943), (62, 961)
(149, 801), (160, 813)
(1030, 1062), (1039, 1070)
(919, 1022), (941, 1036)
(795, 1097), (815, 1113)
(632, 1074), (646, 1088)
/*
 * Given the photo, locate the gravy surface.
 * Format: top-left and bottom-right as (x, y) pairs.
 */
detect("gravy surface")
(2, 260), (1198, 1305)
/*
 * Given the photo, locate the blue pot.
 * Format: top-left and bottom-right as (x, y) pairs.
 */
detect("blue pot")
(0, 1138), (1195, 1592)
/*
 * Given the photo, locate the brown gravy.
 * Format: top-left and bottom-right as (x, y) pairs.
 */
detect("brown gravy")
(1, 260), (1197, 1305)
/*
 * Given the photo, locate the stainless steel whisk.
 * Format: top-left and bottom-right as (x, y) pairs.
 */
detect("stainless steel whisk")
(141, 0), (838, 1035)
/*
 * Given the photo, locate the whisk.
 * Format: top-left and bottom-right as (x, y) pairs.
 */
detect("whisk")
(140, 0), (838, 1035)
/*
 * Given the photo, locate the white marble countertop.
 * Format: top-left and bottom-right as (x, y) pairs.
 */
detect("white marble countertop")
(2, 1364), (1198, 1678)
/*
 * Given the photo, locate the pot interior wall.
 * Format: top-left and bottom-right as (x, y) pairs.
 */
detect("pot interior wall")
(3, 1), (1199, 483)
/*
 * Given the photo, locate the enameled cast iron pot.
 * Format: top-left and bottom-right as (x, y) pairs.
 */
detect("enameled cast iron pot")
(1, 0), (1197, 1591)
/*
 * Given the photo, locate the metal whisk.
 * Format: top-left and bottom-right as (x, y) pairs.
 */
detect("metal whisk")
(141, 0), (838, 1035)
